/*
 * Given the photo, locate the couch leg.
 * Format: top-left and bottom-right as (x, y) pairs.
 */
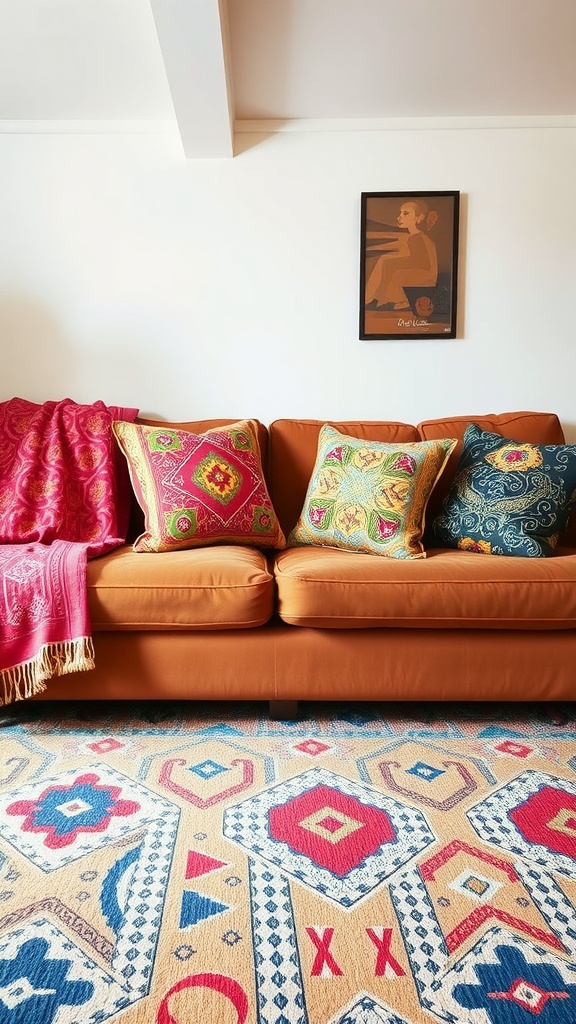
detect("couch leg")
(269, 700), (298, 720)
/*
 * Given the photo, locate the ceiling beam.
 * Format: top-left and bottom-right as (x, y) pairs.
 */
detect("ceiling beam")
(149, 0), (234, 158)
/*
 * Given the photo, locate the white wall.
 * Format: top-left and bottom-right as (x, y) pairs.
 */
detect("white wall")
(1, 125), (575, 437)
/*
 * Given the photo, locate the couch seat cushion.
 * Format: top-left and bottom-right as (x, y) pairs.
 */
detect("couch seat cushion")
(88, 545), (274, 630)
(274, 545), (576, 628)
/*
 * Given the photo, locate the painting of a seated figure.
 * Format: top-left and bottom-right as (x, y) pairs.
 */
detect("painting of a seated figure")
(360, 191), (459, 340)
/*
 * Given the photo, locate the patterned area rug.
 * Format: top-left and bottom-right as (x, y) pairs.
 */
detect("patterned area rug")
(1, 700), (576, 1024)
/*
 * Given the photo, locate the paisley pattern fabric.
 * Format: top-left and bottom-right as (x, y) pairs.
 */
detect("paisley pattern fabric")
(288, 425), (456, 558)
(113, 419), (285, 552)
(0, 397), (137, 555)
(0, 397), (138, 704)
(431, 423), (576, 557)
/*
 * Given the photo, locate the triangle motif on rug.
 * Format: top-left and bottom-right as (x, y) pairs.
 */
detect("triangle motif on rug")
(179, 890), (230, 928)
(185, 849), (227, 878)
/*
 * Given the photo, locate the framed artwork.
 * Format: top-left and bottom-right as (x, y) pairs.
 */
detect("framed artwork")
(359, 190), (460, 340)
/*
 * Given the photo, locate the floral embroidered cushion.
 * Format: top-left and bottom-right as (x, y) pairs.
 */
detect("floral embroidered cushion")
(288, 424), (457, 558)
(431, 422), (576, 557)
(113, 419), (285, 552)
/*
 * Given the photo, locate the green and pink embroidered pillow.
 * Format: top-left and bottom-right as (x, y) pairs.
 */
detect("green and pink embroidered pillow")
(431, 422), (576, 557)
(288, 424), (457, 558)
(113, 419), (285, 552)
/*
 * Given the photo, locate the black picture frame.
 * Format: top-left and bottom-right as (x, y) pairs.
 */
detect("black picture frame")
(359, 190), (460, 340)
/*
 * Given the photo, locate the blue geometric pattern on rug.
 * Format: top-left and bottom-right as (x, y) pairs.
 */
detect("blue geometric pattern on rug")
(1, 699), (576, 1023)
(100, 845), (141, 932)
(436, 930), (576, 1024)
(452, 941), (576, 1022)
(179, 890), (230, 928)
(332, 993), (414, 1023)
(249, 857), (307, 1024)
(0, 919), (129, 1023)
(0, 763), (179, 1019)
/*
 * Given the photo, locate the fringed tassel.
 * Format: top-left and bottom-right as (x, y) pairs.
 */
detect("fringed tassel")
(0, 636), (95, 706)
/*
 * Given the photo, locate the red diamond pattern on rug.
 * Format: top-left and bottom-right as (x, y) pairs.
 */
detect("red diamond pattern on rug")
(268, 782), (396, 876)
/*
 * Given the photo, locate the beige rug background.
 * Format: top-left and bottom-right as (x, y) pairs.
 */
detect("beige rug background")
(1, 700), (575, 1024)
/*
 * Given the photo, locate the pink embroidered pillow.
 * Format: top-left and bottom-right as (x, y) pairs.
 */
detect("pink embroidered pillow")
(113, 418), (285, 552)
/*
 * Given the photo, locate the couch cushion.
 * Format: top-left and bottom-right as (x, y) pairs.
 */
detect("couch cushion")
(417, 411), (565, 526)
(274, 545), (576, 628)
(287, 424), (456, 558)
(126, 417), (270, 542)
(113, 418), (284, 553)
(431, 423), (576, 558)
(268, 418), (420, 537)
(88, 545), (275, 630)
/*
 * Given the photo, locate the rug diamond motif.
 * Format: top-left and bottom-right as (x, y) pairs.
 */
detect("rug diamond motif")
(3, 701), (576, 1024)
(223, 766), (435, 906)
(467, 769), (576, 878)
(0, 764), (174, 870)
(299, 805), (365, 844)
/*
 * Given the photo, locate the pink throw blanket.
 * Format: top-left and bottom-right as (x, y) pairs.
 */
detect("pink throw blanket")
(0, 398), (138, 704)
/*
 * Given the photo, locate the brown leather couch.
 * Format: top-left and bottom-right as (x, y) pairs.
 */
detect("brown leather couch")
(36, 411), (576, 717)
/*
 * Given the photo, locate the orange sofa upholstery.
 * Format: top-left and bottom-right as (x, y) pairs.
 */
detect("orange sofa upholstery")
(35, 411), (576, 716)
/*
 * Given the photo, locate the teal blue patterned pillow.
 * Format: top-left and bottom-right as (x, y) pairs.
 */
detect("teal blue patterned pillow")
(432, 423), (576, 557)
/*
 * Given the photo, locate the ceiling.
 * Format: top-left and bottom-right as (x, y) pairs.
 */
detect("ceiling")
(0, 0), (574, 157)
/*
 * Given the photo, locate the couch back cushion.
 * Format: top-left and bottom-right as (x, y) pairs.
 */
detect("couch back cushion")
(417, 411), (576, 546)
(268, 419), (420, 536)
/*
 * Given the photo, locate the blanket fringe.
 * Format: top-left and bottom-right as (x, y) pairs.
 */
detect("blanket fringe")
(0, 636), (95, 706)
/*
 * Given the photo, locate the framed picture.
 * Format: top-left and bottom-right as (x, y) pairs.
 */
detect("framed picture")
(359, 190), (460, 340)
